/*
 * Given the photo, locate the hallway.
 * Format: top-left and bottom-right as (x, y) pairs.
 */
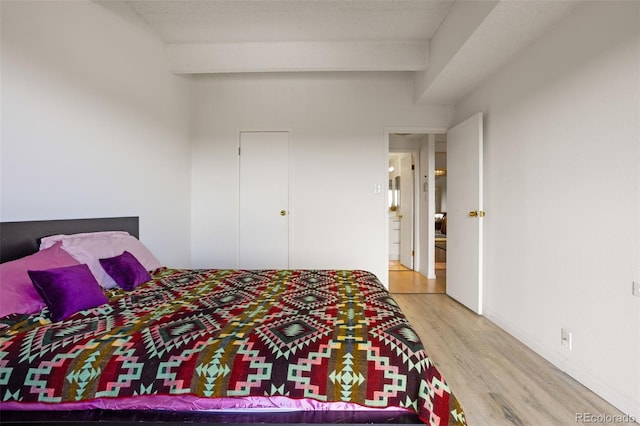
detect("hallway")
(388, 260), (446, 294)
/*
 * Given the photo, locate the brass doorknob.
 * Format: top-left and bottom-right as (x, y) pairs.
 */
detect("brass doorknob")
(468, 210), (486, 217)
(280, 210), (287, 216)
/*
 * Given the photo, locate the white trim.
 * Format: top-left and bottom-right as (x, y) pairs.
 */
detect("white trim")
(476, 114), (484, 315)
(425, 134), (437, 279)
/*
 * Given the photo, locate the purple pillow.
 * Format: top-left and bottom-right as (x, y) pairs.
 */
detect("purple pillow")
(0, 241), (80, 317)
(28, 264), (109, 322)
(99, 251), (151, 291)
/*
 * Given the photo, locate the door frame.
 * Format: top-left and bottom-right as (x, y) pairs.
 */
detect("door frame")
(237, 128), (294, 269)
(382, 127), (447, 288)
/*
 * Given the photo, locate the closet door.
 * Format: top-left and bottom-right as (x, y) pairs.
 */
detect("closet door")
(239, 131), (289, 269)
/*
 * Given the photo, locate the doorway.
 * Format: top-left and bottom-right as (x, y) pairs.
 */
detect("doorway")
(386, 131), (447, 294)
(388, 151), (415, 270)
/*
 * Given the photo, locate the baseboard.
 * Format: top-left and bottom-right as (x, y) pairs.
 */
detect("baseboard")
(484, 310), (640, 424)
(562, 362), (640, 423)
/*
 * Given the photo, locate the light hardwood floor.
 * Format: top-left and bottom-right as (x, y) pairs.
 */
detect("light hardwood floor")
(388, 260), (446, 293)
(392, 294), (631, 425)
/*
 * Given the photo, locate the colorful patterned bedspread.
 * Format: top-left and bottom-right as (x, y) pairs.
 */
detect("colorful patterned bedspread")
(0, 269), (466, 426)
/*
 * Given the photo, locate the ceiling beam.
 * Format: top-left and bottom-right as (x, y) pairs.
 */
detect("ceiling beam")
(167, 41), (428, 74)
(414, 0), (579, 106)
(414, 0), (498, 105)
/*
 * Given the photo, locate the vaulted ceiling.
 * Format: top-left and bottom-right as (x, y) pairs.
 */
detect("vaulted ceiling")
(124, 0), (580, 105)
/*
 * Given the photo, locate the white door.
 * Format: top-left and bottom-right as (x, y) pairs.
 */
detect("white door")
(399, 153), (414, 269)
(446, 113), (484, 314)
(239, 131), (289, 269)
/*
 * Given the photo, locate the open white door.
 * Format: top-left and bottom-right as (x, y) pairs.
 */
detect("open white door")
(446, 113), (483, 314)
(399, 153), (414, 269)
(239, 131), (289, 269)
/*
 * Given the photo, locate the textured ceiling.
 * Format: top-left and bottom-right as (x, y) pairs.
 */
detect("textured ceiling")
(125, 0), (454, 43)
(123, 0), (580, 105)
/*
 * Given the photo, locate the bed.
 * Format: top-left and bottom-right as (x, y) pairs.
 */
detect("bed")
(0, 217), (466, 425)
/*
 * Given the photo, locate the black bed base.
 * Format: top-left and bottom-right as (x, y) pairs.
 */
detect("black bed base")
(0, 409), (422, 425)
(0, 217), (139, 263)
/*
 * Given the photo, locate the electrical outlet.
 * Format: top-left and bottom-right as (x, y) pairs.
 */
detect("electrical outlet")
(633, 281), (640, 297)
(561, 328), (572, 350)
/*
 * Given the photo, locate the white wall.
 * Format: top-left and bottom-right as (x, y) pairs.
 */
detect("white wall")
(190, 72), (453, 281)
(455, 1), (640, 418)
(0, 1), (192, 267)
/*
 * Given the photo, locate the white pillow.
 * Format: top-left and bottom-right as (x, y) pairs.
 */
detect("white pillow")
(40, 231), (161, 288)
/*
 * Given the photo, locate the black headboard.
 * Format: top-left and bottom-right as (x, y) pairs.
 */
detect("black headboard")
(0, 217), (139, 263)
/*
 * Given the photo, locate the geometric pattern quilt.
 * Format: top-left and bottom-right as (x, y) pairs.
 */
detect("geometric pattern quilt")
(0, 269), (466, 426)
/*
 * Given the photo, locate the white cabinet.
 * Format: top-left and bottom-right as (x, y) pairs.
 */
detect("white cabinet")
(389, 217), (401, 260)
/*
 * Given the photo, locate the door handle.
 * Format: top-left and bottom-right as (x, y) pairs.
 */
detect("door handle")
(468, 210), (486, 217)
(280, 210), (287, 216)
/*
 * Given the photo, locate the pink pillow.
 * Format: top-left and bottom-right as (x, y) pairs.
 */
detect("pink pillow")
(40, 232), (161, 289)
(0, 241), (80, 317)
